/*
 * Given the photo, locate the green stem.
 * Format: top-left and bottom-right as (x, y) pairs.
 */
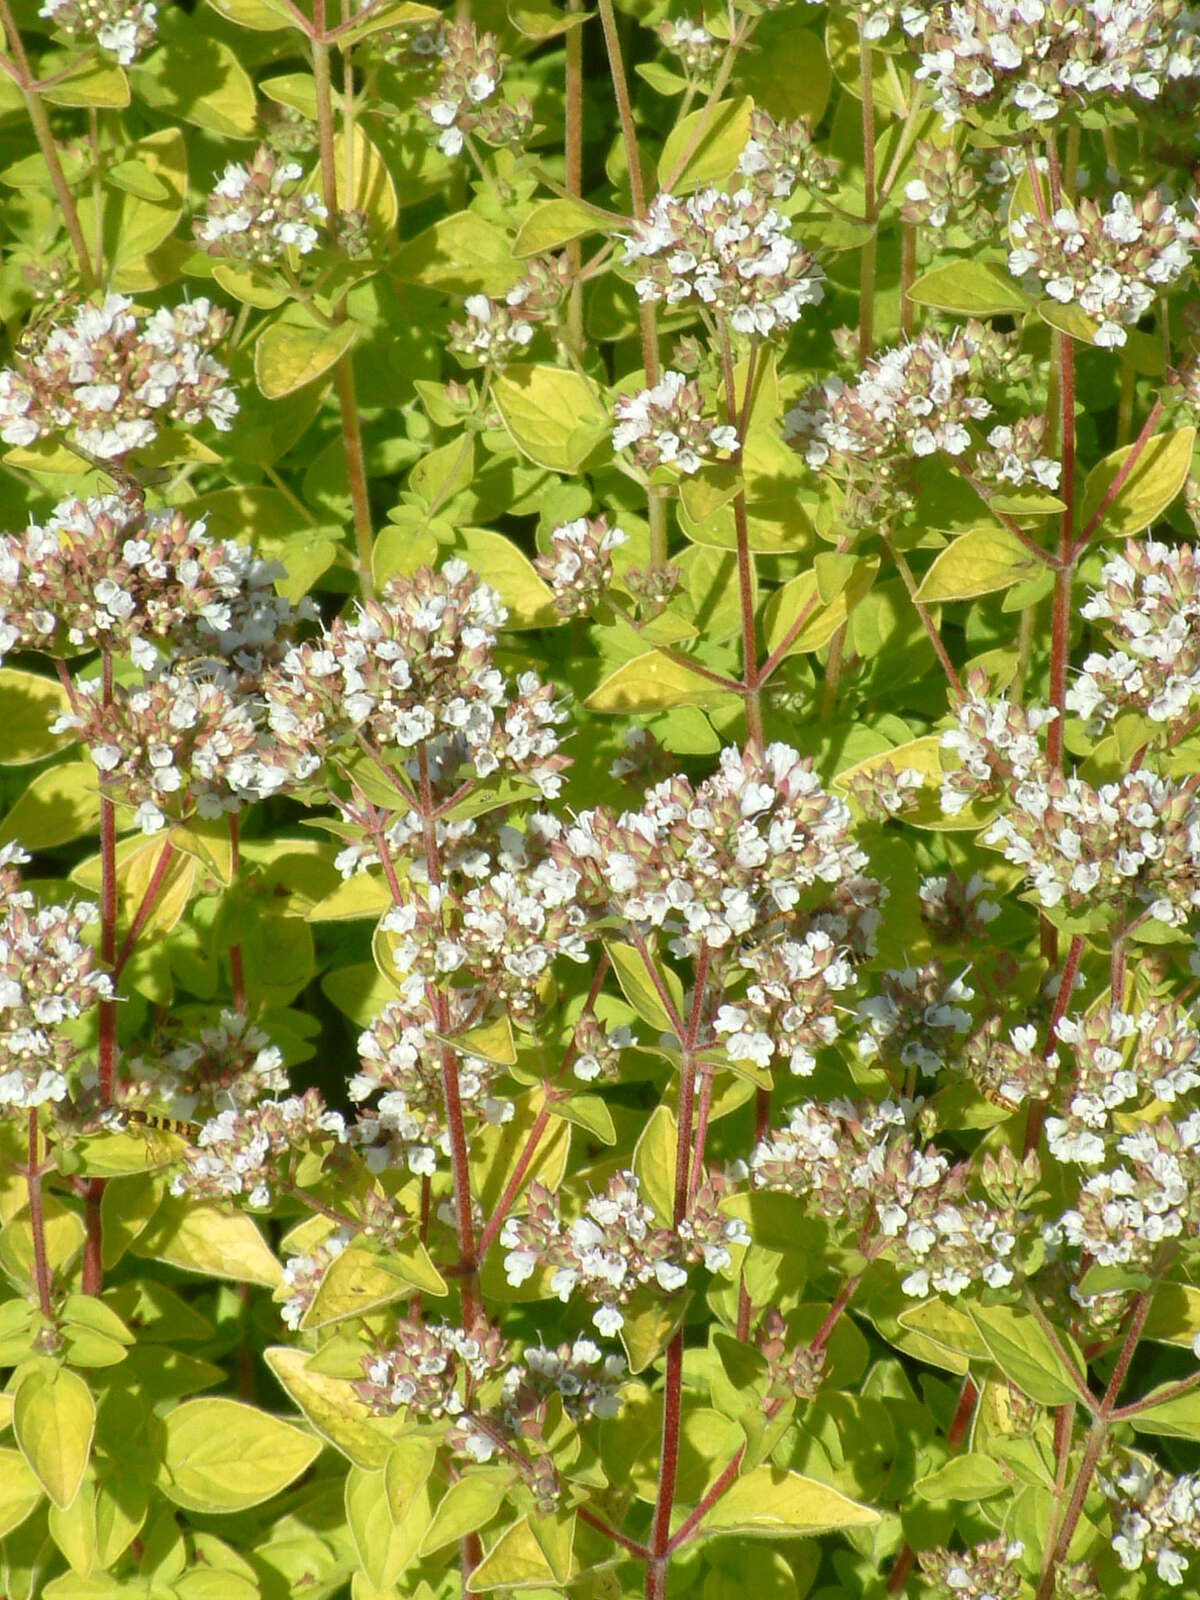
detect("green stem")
(564, 0), (585, 354)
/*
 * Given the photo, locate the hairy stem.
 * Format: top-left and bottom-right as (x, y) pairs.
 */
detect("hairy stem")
(228, 815), (246, 1013)
(112, 839), (175, 983)
(564, 0), (585, 353)
(719, 323), (763, 745)
(1024, 933), (1084, 1157)
(858, 30), (877, 365)
(27, 1110), (52, 1319)
(84, 651), (117, 1296)
(1046, 327), (1075, 771)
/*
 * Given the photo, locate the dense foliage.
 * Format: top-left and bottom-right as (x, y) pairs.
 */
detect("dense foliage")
(2, 1), (1200, 1598)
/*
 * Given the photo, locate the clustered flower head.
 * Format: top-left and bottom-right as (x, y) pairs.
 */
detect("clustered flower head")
(570, 1014), (634, 1084)
(970, 415), (1061, 492)
(354, 1317), (508, 1420)
(918, 870), (1001, 943)
(502, 1337), (625, 1424)
(1054, 1113), (1200, 1271)
(58, 671), (265, 834)
(737, 109), (839, 199)
(947, 688), (1200, 928)
(784, 325), (1017, 520)
(0, 493), (288, 672)
(1069, 538), (1200, 729)
(918, 1536), (1025, 1600)
(612, 370), (739, 475)
(348, 996), (513, 1178)
(655, 16), (720, 77)
(900, 141), (998, 238)
(418, 20), (531, 159)
(913, 0), (1200, 128)
(751, 1098), (1026, 1297)
(1009, 191), (1195, 348)
(0, 844), (112, 1111)
(39, 0), (157, 65)
(534, 515), (628, 619)
(279, 1225), (350, 1330)
(0, 293), (237, 460)
(195, 147), (327, 263)
(560, 743), (882, 961)
(714, 928), (858, 1077)
(1109, 1455), (1200, 1587)
(854, 960), (976, 1080)
(263, 560), (568, 799)
(802, 0), (927, 44)
(168, 1089), (346, 1209)
(756, 1308), (826, 1402)
(501, 1170), (747, 1336)
(622, 184), (825, 338)
(121, 1009), (289, 1121)
(447, 258), (569, 369)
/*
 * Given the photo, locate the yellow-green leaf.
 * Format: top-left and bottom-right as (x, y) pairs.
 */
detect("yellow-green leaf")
(699, 1465), (878, 1537)
(444, 528), (557, 628)
(513, 198), (612, 257)
(763, 557), (878, 657)
(0, 761), (99, 850)
(300, 1243), (445, 1330)
(160, 1398), (321, 1512)
(129, 37), (257, 138)
(14, 1367), (95, 1511)
(586, 651), (739, 714)
(385, 1437), (439, 1525)
(420, 1473), (511, 1555)
(968, 1304), (1087, 1406)
(307, 873), (394, 922)
(393, 212), (519, 296)
(632, 1104), (678, 1226)
(492, 364), (610, 473)
(907, 262), (1032, 317)
(0, 1446), (42, 1536)
(255, 312), (359, 400)
(1080, 427), (1195, 538)
(40, 52), (129, 108)
(263, 1347), (407, 1471)
(467, 1513), (570, 1590)
(914, 1453), (1009, 1501)
(658, 97), (753, 191)
(915, 526), (1044, 603)
(605, 940), (685, 1035)
(131, 1198), (282, 1287)
(0, 669), (76, 766)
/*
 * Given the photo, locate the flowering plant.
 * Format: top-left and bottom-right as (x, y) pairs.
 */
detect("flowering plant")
(2, 3), (1200, 1600)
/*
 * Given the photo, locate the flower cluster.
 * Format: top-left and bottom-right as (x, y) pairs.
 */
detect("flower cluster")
(279, 1226), (350, 1330)
(418, 20), (531, 159)
(0, 845), (111, 1111)
(1109, 1456), (1200, 1586)
(561, 743), (881, 961)
(59, 672), (263, 834)
(39, 0), (157, 65)
(960, 1016), (1052, 1111)
(570, 1015), (634, 1084)
(737, 109), (838, 199)
(900, 142), (997, 238)
(1045, 1003), (1200, 1167)
(939, 686), (1056, 813)
(168, 1090), (346, 1209)
(121, 1009), (289, 1121)
(501, 1172), (691, 1336)
(655, 17), (719, 77)
(917, 1536), (1025, 1600)
(854, 961), (975, 1080)
(918, 870), (1001, 944)
(612, 370), (739, 475)
(0, 294), (237, 460)
(1069, 538), (1200, 729)
(263, 560), (567, 800)
(751, 1099), (1026, 1297)
(714, 928), (857, 1077)
(348, 996), (513, 1178)
(756, 1309), (826, 1402)
(534, 515), (628, 619)
(354, 1317), (508, 1419)
(982, 768), (1200, 926)
(502, 1337), (625, 1424)
(0, 494), (288, 672)
(785, 326), (1010, 517)
(802, 0), (925, 44)
(447, 258), (569, 369)
(913, 0), (1200, 127)
(622, 185), (824, 338)
(1008, 191), (1194, 349)
(971, 416), (1061, 492)
(195, 148), (327, 263)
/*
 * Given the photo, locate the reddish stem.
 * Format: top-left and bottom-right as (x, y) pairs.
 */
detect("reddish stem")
(629, 926), (687, 1040)
(1046, 333), (1075, 772)
(1023, 933), (1084, 1157)
(85, 652), (118, 1296)
(27, 1110), (52, 1319)
(646, 1334), (684, 1600)
(1068, 397), (1164, 561)
(476, 1104), (551, 1261)
(579, 1507), (651, 1560)
(736, 1086), (773, 1340)
(112, 839), (175, 983)
(228, 815), (246, 1013)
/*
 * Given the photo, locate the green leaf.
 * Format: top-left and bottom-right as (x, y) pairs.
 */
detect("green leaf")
(586, 651), (739, 714)
(0, 1447), (42, 1537)
(492, 364), (610, 473)
(467, 1513), (568, 1589)
(762, 557), (878, 658)
(385, 1437), (439, 1525)
(160, 1398), (322, 1512)
(131, 1198), (282, 1287)
(633, 1104), (678, 1226)
(1142, 1282), (1200, 1347)
(0, 761), (100, 850)
(915, 526), (1044, 603)
(300, 1242), (445, 1329)
(307, 873), (394, 922)
(442, 527), (558, 628)
(40, 52), (129, 108)
(513, 198), (612, 257)
(204, 0), (301, 29)
(697, 1465), (879, 1537)
(419, 1473), (511, 1555)
(658, 97), (753, 191)
(14, 1368), (95, 1511)
(620, 1285), (692, 1376)
(968, 1305), (1087, 1406)
(605, 940), (685, 1035)
(335, 0), (440, 45)
(551, 1094), (616, 1145)
(907, 261), (1032, 316)
(1126, 1386), (1200, 1440)
(0, 669), (76, 766)
(393, 212), (519, 296)
(212, 262), (288, 310)
(255, 311), (359, 399)
(914, 1453), (1009, 1501)
(263, 1347), (407, 1471)
(508, 0), (587, 39)
(129, 36), (256, 138)
(1079, 427), (1195, 538)
(896, 1298), (989, 1360)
